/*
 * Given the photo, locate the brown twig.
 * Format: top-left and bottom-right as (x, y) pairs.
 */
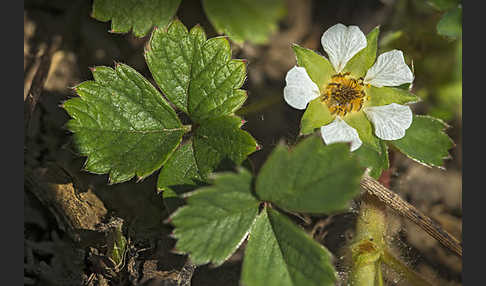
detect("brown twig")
(360, 174), (462, 257)
(24, 35), (62, 134)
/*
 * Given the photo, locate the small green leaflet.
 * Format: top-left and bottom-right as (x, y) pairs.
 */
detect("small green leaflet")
(241, 208), (337, 286)
(157, 141), (201, 192)
(170, 169), (260, 266)
(353, 141), (389, 179)
(390, 115), (454, 168)
(146, 20), (248, 123)
(256, 136), (363, 214)
(202, 0), (286, 44)
(64, 21), (258, 186)
(64, 64), (184, 184)
(92, 0), (181, 37)
(193, 116), (257, 178)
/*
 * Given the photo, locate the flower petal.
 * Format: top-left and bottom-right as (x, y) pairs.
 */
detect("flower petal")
(364, 103), (413, 140)
(321, 23), (367, 73)
(284, 66), (320, 110)
(364, 50), (414, 87)
(320, 117), (362, 151)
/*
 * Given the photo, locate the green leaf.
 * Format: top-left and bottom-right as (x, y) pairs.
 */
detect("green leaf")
(92, 0), (181, 37)
(256, 136), (362, 214)
(107, 223), (127, 267)
(353, 141), (389, 179)
(63, 64), (184, 184)
(157, 141), (203, 213)
(241, 207), (337, 286)
(202, 0), (286, 44)
(171, 169), (260, 266)
(390, 115), (454, 167)
(366, 86), (419, 107)
(145, 20), (248, 122)
(292, 44), (335, 93)
(437, 6), (462, 39)
(344, 26), (380, 77)
(145, 20), (206, 113)
(157, 141), (202, 192)
(193, 116), (257, 178)
(300, 98), (334, 135)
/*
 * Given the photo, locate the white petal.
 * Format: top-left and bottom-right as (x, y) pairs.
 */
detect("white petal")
(364, 50), (414, 87)
(364, 103), (413, 140)
(321, 23), (367, 73)
(283, 66), (320, 110)
(320, 117), (362, 151)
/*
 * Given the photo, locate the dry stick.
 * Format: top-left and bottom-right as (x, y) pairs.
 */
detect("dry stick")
(360, 174), (462, 257)
(24, 35), (62, 134)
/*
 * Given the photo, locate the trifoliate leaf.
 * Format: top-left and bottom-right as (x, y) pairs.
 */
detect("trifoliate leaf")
(241, 207), (337, 286)
(437, 6), (462, 39)
(366, 86), (419, 107)
(202, 0), (286, 44)
(170, 169), (260, 266)
(145, 20), (247, 122)
(255, 136), (363, 214)
(193, 116), (257, 178)
(92, 0), (181, 37)
(390, 115), (454, 167)
(353, 141), (389, 179)
(64, 64), (184, 184)
(300, 98), (333, 135)
(292, 44), (335, 93)
(344, 26), (380, 77)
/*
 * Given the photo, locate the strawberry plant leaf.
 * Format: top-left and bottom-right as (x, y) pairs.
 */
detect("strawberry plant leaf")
(157, 141), (202, 192)
(145, 20), (206, 113)
(170, 169), (260, 266)
(202, 0), (286, 44)
(241, 207), (337, 286)
(158, 141), (203, 213)
(91, 0), (181, 37)
(193, 116), (257, 178)
(390, 115), (454, 167)
(353, 141), (389, 179)
(63, 64), (184, 184)
(146, 20), (248, 123)
(255, 135), (363, 214)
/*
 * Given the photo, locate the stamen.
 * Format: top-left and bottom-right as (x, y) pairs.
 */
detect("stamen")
(322, 72), (367, 117)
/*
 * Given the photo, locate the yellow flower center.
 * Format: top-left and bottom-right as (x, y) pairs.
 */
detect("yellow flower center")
(322, 72), (369, 117)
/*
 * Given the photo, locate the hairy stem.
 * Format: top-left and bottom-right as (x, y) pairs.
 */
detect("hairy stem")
(349, 193), (386, 286)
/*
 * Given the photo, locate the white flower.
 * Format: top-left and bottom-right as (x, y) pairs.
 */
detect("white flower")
(284, 23), (415, 151)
